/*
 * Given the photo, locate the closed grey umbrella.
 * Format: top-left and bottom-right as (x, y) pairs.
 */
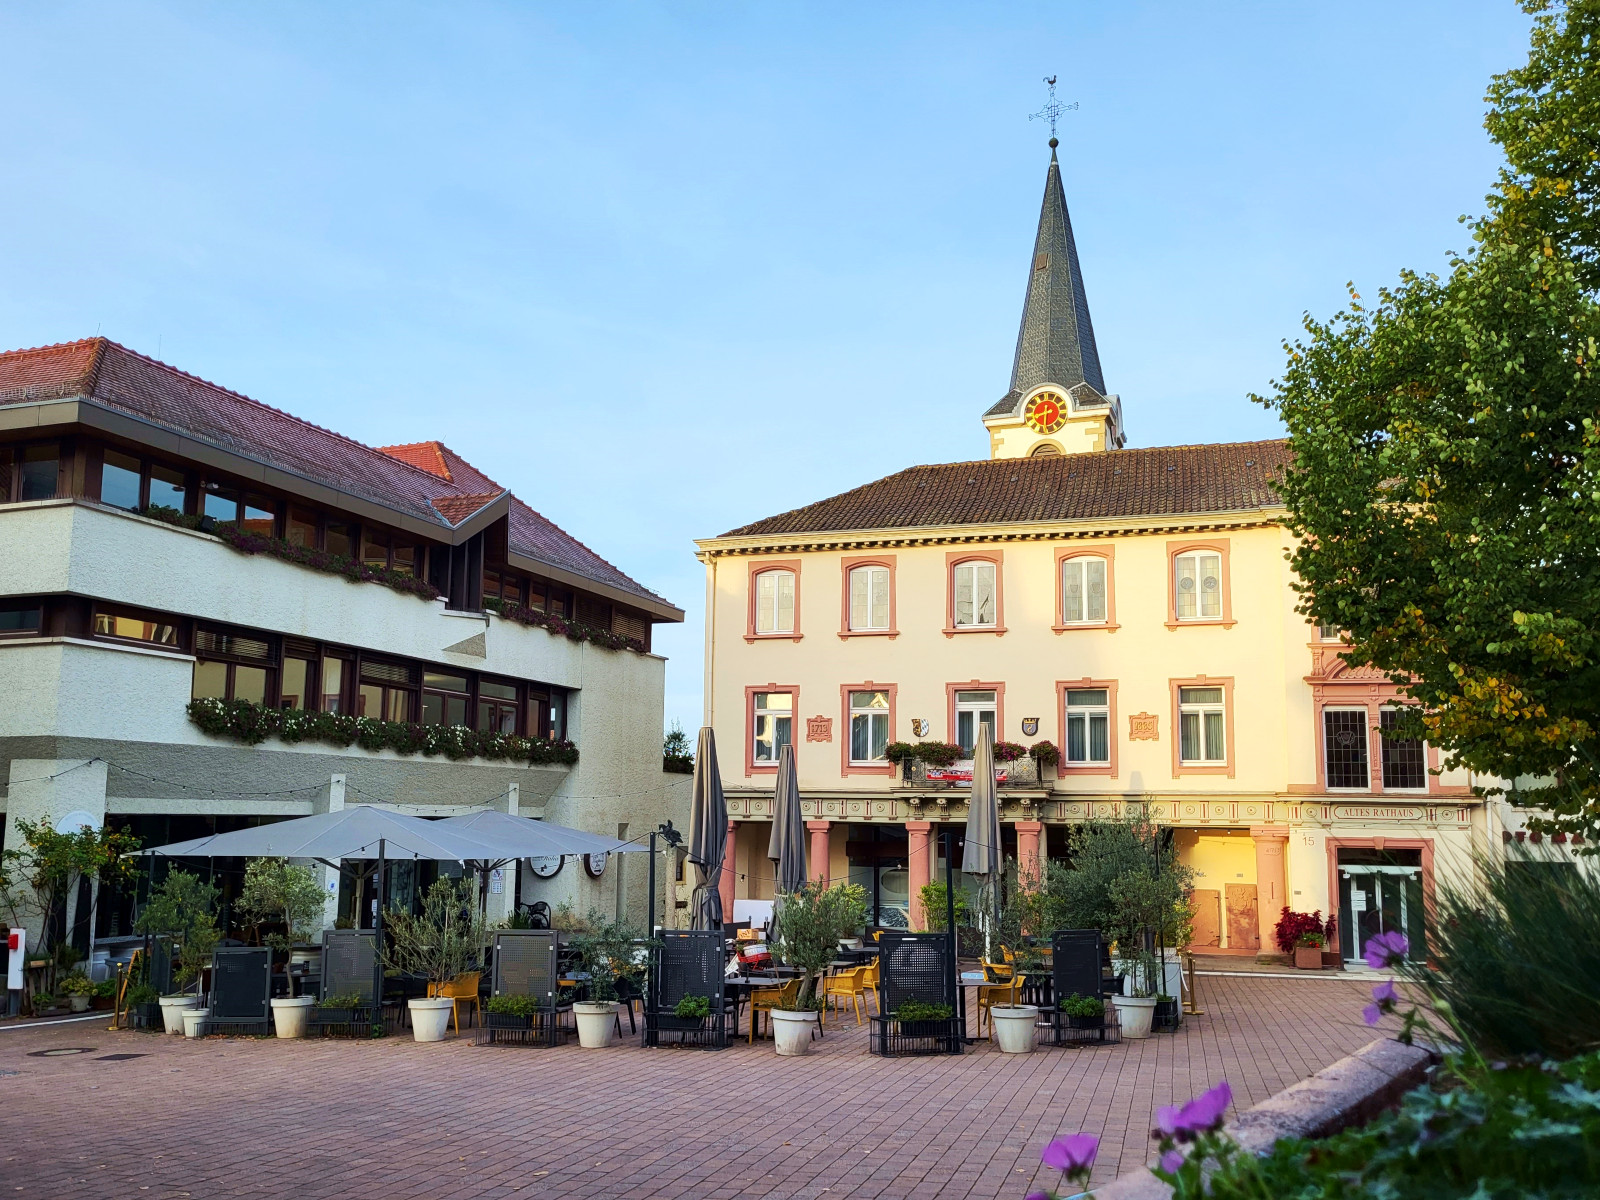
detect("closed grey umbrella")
(767, 743), (808, 895)
(962, 723), (1004, 954)
(687, 726), (728, 930)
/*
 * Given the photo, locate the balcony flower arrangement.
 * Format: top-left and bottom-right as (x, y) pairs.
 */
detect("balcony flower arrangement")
(1028, 740), (1061, 767)
(187, 698), (579, 765)
(992, 741), (1028, 764)
(484, 597), (648, 655)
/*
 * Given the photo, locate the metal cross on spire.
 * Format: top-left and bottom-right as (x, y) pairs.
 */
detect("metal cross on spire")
(1029, 75), (1078, 147)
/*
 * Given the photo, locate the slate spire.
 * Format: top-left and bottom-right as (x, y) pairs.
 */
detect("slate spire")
(1007, 141), (1105, 397)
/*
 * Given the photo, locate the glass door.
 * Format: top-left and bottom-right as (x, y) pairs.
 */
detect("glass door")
(1339, 866), (1423, 964)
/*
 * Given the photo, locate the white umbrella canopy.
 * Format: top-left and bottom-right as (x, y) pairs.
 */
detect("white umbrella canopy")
(437, 809), (642, 866)
(134, 805), (503, 864)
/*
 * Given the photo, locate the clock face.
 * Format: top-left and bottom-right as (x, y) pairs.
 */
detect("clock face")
(584, 851), (609, 878)
(1024, 391), (1068, 435)
(528, 855), (563, 879)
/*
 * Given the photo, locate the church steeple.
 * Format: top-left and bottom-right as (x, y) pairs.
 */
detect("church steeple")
(1009, 141), (1105, 397)
(983, 132), (1124, 460)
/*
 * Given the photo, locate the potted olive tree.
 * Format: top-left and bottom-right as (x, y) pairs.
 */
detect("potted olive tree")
(568, 912), (645, 1048)
(238, 858), (328, 1039)
(380, 877), (484, 1042)
(134, 869), (220, 1034)
(769, 881), (868, 1056)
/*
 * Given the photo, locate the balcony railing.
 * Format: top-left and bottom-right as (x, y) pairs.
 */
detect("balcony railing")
(900, 756), (1042, 789)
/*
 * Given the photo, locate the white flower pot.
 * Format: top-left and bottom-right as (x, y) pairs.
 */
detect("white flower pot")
(1114, 995), (1158, 1040)
(573, 1000), (619, 1048)
(181, 1008), (209, 1039)
(771, 1008), (815, 1056)
(408, 997), (455, 1042)
(68, 995), (90, 1013)
(271, 996), (315, 1039)
(159, 995), (198, 1034)
(990, 1004), (1040, 1053)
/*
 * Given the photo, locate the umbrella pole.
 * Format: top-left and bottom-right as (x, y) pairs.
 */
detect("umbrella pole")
(372, 839), (386, 1029)
(944, 830), (967, 1043)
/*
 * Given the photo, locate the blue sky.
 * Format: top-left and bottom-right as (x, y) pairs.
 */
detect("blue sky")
(1, 2), (1532, 736)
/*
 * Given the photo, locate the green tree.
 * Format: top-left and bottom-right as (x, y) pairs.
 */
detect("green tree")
(663, 722), (694, 773)
(236, 858), (327, 955)
(1258, 1), (1600, 843)
(770, 881), (868, 1007)
(0, 817), (140, 964)
(134, 869), (220, 994)
(380, 877), (484, 986)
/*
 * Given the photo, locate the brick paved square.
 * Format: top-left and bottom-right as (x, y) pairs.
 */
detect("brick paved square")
(0, 974), (1376, 1199)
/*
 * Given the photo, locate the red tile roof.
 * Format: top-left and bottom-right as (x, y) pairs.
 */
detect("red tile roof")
(0, 338), (673, 610)
(430, 491), (502, 526)
(719, 440), (1289, 538)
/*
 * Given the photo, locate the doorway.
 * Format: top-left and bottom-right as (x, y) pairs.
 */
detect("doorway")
(1337, 849), (1424, 964)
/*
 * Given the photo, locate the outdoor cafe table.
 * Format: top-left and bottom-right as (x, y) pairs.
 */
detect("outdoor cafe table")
(725, 972), (796, 1038)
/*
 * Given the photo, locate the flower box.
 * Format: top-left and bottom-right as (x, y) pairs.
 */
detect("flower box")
(1294, 946), (1325, 970)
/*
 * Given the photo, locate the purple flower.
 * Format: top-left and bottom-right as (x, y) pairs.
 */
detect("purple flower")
(1362, 1002), (1383, 1026)
(1155, 1104), (1182, 1137)
(1363, 930), (1409, 969)
(1371, 980), (1399, 1004)
(1180, 1081), (1232, 1132)
(1025, 1192), (1050, 1200)
(1041, 1132), (1099, 1176)
(1159, 1150), (1184, 1174)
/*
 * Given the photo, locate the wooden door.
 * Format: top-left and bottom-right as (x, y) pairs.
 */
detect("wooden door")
(1225, 884), (1259, 951)
(1189, 889), (1222, 950)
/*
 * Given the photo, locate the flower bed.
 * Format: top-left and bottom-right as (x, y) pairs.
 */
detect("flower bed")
(187, 698), (578, 765)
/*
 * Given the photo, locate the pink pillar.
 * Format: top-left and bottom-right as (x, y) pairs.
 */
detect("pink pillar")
(806, 820), (831, 885)
(1015, 820), (1044, 892)
(1252, 827), (1289, 959)
(719, 820), (737, 918)
(906, 820), (932, 930)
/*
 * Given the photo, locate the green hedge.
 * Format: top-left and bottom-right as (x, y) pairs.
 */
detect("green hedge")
(187, 698), (578, 765)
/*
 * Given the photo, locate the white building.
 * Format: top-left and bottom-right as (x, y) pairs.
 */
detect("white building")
(0, 338), (686, 952)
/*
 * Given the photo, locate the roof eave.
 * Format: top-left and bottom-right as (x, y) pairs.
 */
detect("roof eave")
(695, 504), (1289, 557)
(504, 547), (684, 623)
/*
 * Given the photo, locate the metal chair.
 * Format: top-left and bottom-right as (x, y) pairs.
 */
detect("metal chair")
(428, 970), (482, 1033)
(823, 966), (870, 1025)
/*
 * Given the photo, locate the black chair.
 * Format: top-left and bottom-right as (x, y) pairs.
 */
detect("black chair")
(872, 931), (961, 1056)
(614, 973), (644, 1034)
(210, 946), (272, 1035)
(519, 901), (551, 930)
(484, 929), (569, 1046)
(646, 931), (734, 1049)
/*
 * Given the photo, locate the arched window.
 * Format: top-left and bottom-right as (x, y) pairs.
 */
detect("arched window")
(848, 565), (890, 631)
(1029, 442), (1061, 457)
(753, 569), (795, 635)
(1060, 555), (1108, 624)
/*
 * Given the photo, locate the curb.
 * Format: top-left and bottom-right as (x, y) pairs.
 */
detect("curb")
(1093, 1038), (1435, 1198)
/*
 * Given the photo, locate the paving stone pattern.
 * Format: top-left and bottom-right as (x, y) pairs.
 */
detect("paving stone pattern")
(0, 975), (1376, 1199)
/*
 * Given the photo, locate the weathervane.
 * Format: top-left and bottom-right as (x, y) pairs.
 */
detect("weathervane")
(1030, 75), (1078, 146)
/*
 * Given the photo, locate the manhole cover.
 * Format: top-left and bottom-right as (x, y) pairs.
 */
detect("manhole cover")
(96, 1053), (146, 1061)
(27, 1047), (95, 1057)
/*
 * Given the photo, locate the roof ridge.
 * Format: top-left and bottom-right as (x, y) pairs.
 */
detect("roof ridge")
(895, 437), (1290, 474)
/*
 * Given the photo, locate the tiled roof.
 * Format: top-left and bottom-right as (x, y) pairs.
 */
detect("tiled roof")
(719, 440), (1289, 538)
(430, 492), (503, 526)
(378, 441), (453, 481)
(0, 338), (674, 610)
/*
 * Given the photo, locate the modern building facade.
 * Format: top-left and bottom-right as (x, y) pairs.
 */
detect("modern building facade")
(695, 143), (1520, 962)
(0, 338), (685, 951)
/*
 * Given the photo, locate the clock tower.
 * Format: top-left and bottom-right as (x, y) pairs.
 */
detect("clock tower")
(983, 138), (1124, 460)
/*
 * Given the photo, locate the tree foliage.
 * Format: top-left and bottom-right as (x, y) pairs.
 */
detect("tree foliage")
(237, 858), (327, 954)
(0, 817), (140, 960)
(1257, 0), (1600, 843)
(134, 869), (220, 990)
(380, 876), (484, 985)
(770, 880), (867, 1007)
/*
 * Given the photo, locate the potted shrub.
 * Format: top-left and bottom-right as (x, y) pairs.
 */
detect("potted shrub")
(894, 999), (954, 1038)
(134, 869), (220, 1034)
(1273, 907), (1327, 965)
(380, 877), (484, 1043)
(989, 998), (1040, 1053)
(313, 991), (370, 1034)
(1112, 951), (1159, 1039)
(237, 858), (327, 1039)
(1294, 930), (1327, 970)
(124, 983), (161, 1029)
(60, 973), (93, 1013)
(1155, 992), (1180, 1028)
(769, 881), (868, 1055)
(29, 991), (58, 1015)
(1059, 992), (1105, 1030)
(568, 912), (645, 1048)
(484, 993), (540, 1037)
(90, 979), (118, 1011)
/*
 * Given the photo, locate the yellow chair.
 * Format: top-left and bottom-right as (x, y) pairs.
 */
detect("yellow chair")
(748, 977), (800, 1043)
(860, 960), (880, 1015)
(427, 971), (481, 1034)
(981, 957), (1014, 983)
(976, 972), (1027, 1038)
(823, 966), (870, 1026)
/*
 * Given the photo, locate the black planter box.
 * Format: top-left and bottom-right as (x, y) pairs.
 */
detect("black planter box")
(1066, 1013), (1106, 1030)
(312, 1006), (380, 1037)
(645, 1010), (729, 1049)
(870, 1015), (962, 1057)
(478, 1008), (564, 1047)
(1155, 999), (1180, 1029)
(129, 1002), (163, 1030)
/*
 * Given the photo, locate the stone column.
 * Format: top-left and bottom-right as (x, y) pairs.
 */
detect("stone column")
(1015, 820), (1045, 892)
(906, 821), (932, 930)
(719, 820), (737, 919)
(1252, 827), (1290, 960)
(806, 820), (831, 886)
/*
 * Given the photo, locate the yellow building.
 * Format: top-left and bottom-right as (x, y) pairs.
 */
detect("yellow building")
(694, 142), (1489, 963)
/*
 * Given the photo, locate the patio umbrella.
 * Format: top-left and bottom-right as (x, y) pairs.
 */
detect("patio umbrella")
(687, 726), (727, 930)
(767, 743), (808, 895)
(962, 722), (1004, 957)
